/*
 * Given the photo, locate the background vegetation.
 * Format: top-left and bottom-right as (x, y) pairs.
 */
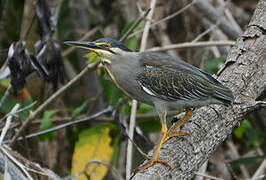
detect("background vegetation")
(0, 0), (265, 179)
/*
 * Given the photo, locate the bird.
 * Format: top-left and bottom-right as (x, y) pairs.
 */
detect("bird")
(65, 38), (234, 173)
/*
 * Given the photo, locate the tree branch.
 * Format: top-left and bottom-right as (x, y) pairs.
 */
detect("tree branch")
(147, 41), (235, 52)
(193, 0), (242, 39)
(132, 0), (266, 179)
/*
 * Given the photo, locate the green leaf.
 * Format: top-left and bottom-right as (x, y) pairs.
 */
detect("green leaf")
(42, 110), (58, 122)
(137, 103), (153, 114)
(120, 20), (140, 51)
(230, 155), (265, 168)
(124, 37), (138, 51)
(233, 120), (251, 139)
(138, 118), (161, 132)
(204, 56), (226, 74)
(101, 75), (124, 106)
(111, 135), (120, 167)
(72, 101), (88, 117)
(120, 20), (136, 37)
(83, 52), (100, 65)
(39, 110), (58, 141)
(0, 80), (33, 120)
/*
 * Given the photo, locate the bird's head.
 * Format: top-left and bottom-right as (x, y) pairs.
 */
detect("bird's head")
(64, 38), (132, 64)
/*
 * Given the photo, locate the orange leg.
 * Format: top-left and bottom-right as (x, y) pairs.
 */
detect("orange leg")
(164, 108), (192, 143)
(133, 109), (192, 174)
(133, 111), (171, 174)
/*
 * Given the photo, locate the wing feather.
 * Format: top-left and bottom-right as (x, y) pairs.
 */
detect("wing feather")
(136, 52), (233, 104)
(137, 64), (214, 101)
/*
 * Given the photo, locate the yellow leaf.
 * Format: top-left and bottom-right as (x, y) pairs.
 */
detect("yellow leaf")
(71, 125), (114, 180)
(83, 52), (100, 65)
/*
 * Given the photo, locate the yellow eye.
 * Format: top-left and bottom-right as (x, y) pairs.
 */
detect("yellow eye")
(96, 42), (111, 49)
(101, 43), (110, 49)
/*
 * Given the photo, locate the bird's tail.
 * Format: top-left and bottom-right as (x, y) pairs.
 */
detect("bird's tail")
(213, 86), (234, 105)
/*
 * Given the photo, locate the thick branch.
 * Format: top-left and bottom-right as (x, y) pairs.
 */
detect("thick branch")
(133, 0), (266, 179)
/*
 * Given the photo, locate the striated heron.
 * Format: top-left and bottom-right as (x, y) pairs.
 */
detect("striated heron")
(65, 38), (233, 173)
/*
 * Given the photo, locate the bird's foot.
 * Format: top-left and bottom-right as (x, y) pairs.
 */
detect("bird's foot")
(162, 109), (192, 143)
(163, 131), (188, 144)
(133, 158), (171, 174)
(133, 123), (170, 175)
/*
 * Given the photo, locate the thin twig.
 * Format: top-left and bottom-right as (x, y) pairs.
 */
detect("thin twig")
(140, 0), (157, 51)
(126, 100), (138, 180)
(147, 41), (235, 52)
(252, 158), (266, 180)
(119, 9), (151, 42)
(227, 140), (250, 178)
(126, 132), (150, 160)
(19, 160), (56, 177)
(195, 161), (208, 180)
(217, 0), (243, 35)
(194, 172), (225, 180)
(126, 1), (157, 179)
(192, 20), (222, 42)
(224, 7), (243, 34)
(85, 160), (124, 180)
(1, 146), (33, 180)
(22, 14), (36, 41)
(9, 62), (99, 147)
(4, 155), (10, 179)
(9, 106), (112, 142)
(128, 0), (196, 39)
(251, 174), (266, 180)
(0, 101), (36, 123)
(1, 145), (60, 179)
(29, 111), (180, 126)
(192, 0), (230, 42)
(193, 0), (241, 39)
(0, 104), (20, 145)
(0, 84), (12, 109)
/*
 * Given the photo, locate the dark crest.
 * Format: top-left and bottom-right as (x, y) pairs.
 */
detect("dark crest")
(95, 38), (132, 52)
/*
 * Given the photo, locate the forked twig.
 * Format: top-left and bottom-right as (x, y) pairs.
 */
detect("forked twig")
(128, 0), (196, 39)
(119, 9), (151, 42)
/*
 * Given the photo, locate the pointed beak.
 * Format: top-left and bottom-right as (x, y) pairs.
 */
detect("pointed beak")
(64, 41), (103, 52)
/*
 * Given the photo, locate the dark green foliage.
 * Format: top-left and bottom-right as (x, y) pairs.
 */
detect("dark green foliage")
(39, 110), (57, 141)
(204, 56), (226, 74)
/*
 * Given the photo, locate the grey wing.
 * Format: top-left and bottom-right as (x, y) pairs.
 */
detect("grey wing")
(136, 64), (214, 101)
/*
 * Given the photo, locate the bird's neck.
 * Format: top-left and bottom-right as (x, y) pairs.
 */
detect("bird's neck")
(103, 63), (133, 98)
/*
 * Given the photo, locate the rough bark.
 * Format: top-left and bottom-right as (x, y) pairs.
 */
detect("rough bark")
(133, 0), (266, 179)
